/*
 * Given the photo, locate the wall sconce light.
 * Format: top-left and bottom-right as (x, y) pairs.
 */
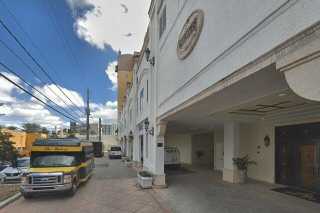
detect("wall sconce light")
(148, 127), (154, 136)
(149, 56), (155, 67)
(144, 48), (155, 67)
(129, 130), (134, 140)
(144, 119), (149, 134)
(145, 48), (151, 62)
(264, 135), (271, 147)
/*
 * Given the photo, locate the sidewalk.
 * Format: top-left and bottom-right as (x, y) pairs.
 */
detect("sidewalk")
(0, 184), (20, 202)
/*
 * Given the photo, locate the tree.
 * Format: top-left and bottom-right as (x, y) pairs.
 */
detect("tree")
(0, 128), (18, 166)
(22, 123), (41, 133)
(7, 126), (18, 130)
(41, 127), (49, 134)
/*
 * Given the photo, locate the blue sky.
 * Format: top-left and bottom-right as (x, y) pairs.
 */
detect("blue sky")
(0, 0), (150, 129)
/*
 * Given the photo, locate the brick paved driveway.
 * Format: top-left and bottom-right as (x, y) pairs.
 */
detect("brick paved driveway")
(2, 157), (170, 213)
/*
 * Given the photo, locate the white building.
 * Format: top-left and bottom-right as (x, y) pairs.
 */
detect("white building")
(118, 0), (320, 190)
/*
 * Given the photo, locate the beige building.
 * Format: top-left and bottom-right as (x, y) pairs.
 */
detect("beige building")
(116, 52), (140, 115)
(2, 129), (48, 157)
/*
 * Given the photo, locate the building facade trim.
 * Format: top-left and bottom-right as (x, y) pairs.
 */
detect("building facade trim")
(177, 9), (204, 60)
(159, 0), (295, 108)
(158, 20), (320, 121)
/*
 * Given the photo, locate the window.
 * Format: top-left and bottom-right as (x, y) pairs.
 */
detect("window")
(129, 108), (132, 124)
(159, 6), (166, 39)
(31, 153), (80, 168)
(136, 98), (139, 114)
(147, 80), (149, 102)
(139, 88), (144, 113)
(145, 134), (149, 159)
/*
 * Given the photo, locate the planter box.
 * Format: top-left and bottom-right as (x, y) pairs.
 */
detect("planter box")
(137, 172), (153, 189)
(125, 161), (133, 167)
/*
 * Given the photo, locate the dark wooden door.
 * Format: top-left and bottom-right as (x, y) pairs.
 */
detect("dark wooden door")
(276, 122), (320, 192)
(276, 141), (292, 185)
(300, 144), (316, 189)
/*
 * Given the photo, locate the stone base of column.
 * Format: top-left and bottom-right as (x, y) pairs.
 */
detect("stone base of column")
(132, 161), (143, 170)
(152, 174), (167, 188)
(223, 168), (241, 183)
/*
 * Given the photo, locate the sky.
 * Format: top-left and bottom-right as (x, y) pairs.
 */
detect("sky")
(0, 0), (150, 130)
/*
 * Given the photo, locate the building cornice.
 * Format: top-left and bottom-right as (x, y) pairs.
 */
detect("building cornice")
(157, 19), (320, 122)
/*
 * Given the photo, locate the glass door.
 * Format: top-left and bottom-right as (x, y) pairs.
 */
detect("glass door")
(300, 143), (320, 191)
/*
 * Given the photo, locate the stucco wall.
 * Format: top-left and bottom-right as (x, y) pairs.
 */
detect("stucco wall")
(156, 0), (320, 117)
(238, 116), (320, 184)
(191, 133), (214, 167)
(166, 133), (192, 164)
(239, 123), (275, 183)
(214, 128), (224, 171)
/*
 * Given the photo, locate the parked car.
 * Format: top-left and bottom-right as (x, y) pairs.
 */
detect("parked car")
(0, 161), (11, 172)
(164, 146), (181, 167)
(16, 157), (30, 174)
(0, 157), (30, 184)
(108, 146), (122, 159)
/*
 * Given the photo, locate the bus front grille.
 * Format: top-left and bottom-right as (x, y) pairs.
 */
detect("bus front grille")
(31, 174), (62, 185)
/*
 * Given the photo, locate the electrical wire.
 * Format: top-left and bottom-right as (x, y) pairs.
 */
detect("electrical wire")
(0, 61), (83, 124)
(0, 18), (85, 116)
(0, 71), (82, 123)
(0, 38), (84, 119)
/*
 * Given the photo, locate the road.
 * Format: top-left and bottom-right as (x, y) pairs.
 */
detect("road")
(2, 157), (169, 213)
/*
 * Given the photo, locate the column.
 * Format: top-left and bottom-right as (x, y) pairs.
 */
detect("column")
(223, 121), (241, 183)
(152, 121), (167, 187)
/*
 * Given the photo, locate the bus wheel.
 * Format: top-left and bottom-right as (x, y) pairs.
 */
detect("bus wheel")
(68, 180), (78, 196)
(22, 193), (33, 199)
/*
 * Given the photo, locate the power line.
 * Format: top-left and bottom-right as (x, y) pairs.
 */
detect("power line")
(0, 71), (82, 123)
(0, 61), (83, 124)
(0, 17), (85, 116)
(0, 38), (84, 119)
(0, 0), (64, 86)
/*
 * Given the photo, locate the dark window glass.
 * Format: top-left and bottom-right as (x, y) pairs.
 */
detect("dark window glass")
(111, 147), (121, 151)
(31, 153), (80, 167)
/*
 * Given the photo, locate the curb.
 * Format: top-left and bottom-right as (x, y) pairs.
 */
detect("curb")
(0, 192), (21, 209)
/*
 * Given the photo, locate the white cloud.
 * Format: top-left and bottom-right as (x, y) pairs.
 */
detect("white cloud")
(67, 0), (151, 53)
(0, 74), (117, 130)
(0, 101), (65, 129)
(33, 84), (85, 108)
(90, 101), (117, 123)
(0, 72), (22, 103)
(105, 61), (117, 90)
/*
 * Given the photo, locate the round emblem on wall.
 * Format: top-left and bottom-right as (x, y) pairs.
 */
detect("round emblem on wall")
(177, 10), (204, 60)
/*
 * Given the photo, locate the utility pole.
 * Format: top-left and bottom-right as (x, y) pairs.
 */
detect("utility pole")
(98, 118), (102, 142)
(86, 89), (90, 141)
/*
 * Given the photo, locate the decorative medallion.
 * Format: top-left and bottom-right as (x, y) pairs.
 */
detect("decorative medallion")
(177, 10), (204, 60)
(264, 135), (271, 147)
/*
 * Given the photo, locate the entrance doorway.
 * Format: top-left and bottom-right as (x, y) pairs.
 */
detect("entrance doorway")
(139, 135), (144, 163)
(191, 133), (214, 169)
(276, 122), (320, 192)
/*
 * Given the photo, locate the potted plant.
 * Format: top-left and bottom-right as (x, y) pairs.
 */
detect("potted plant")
(137, 171), (153, 189)
(232, 155), (256, 183)
(124, 158), (133, 167)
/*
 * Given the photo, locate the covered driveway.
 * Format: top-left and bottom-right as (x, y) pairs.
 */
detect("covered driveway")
(162, 63), (320, 185)
(153, 169), (320, 213)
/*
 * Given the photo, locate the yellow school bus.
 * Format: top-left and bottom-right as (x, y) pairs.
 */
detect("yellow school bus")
(21, 138), (94, 198)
